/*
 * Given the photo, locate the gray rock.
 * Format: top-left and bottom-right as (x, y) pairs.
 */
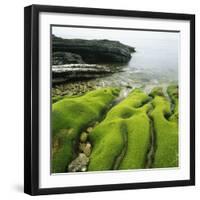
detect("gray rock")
(79, 143), (86, 152)
(80, 166), (87, 172)
(52, 36), (135, 64)
(53, 52), (85, 65)
(86, 127), (93, 133)
(68, 153), (89, 172)
(80, 132), (88, 143)
(52, 64), (116, 84)
(79, 142), (92, 157)
(84, 143), (92, 157)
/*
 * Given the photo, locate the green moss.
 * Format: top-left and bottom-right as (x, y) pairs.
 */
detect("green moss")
(150, 86), (178, 168)
(88, 89), (152, 171)
(52, 87), (120, 173)
(52, 85), (179, 172)
(167, 85), (178, 121)
(119, 104), (152, 169)
(88, 120), (125, 171)
(52, 95), (63, 103)
(149, 87), (164, 97)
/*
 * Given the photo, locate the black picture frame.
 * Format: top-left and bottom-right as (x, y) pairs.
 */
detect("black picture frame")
(24, 4), (195, 196)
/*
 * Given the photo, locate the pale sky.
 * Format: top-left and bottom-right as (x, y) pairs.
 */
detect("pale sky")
(52, 26), (179, 47)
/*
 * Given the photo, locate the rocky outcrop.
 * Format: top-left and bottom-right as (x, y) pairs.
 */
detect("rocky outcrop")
(52, 64), (122, 84)
(52, 52), (85, 65)
(52, 35), (135, 64)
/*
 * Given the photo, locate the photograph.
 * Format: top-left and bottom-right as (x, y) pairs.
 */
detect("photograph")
(24, 5), (195, 195)
(51, 26), (179, 174)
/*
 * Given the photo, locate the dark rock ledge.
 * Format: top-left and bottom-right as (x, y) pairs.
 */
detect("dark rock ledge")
(52, 52), (85, 65)
(52, 35), (135, 64)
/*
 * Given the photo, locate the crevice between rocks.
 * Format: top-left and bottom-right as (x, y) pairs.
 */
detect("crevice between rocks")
(67, 95), (123, 172)
(145, 109), (156, 168)
(112, 123), (128, 170)
(166, 89), (176, 121)
(67, 91), (159, 172)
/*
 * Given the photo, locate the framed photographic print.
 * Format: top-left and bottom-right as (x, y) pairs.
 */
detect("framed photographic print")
(24, 4), (195, 195)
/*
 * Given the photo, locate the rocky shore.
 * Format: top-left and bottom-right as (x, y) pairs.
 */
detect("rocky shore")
(52, 36), (135, 84)
(52, 64), (123, 84)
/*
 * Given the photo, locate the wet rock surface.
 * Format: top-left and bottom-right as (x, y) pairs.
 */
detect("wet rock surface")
(51, 63), (176, 97)
(52, 64), (119, 84)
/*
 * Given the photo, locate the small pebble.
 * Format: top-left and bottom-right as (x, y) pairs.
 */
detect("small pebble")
(68, 153), (89, 172)
(87, 127), (93, 133)
(68, 128), (74, 135)
(84, 143), (92, 157)
(79, 143), (86, 152)
(80, 132), (88, 143)
(81, 166), (87, 172)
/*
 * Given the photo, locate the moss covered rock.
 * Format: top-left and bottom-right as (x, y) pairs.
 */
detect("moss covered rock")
(88, 89), (152, 171)
(52, 95), (64, 103)
(52, 85), (179, 172)
(150, 86), (178, 168)
(52, 87), (120, 173)
(167, 85), (179, 121)
(119, 103), (152, 169)
(149, 87), (164, 97)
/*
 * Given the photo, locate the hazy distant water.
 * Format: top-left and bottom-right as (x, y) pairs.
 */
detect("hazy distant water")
(126, 33), (179, 81)
(53, 27), (179, 91)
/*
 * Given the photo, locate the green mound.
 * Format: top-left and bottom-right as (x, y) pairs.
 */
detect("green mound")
(52, 87), (120, 173)
(150, 86), (178, 168)
(167, 85), (179, 121)
(88, 89), (152, 171)
(149, 87), (164, 97)
(52, 95), (63, 103)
